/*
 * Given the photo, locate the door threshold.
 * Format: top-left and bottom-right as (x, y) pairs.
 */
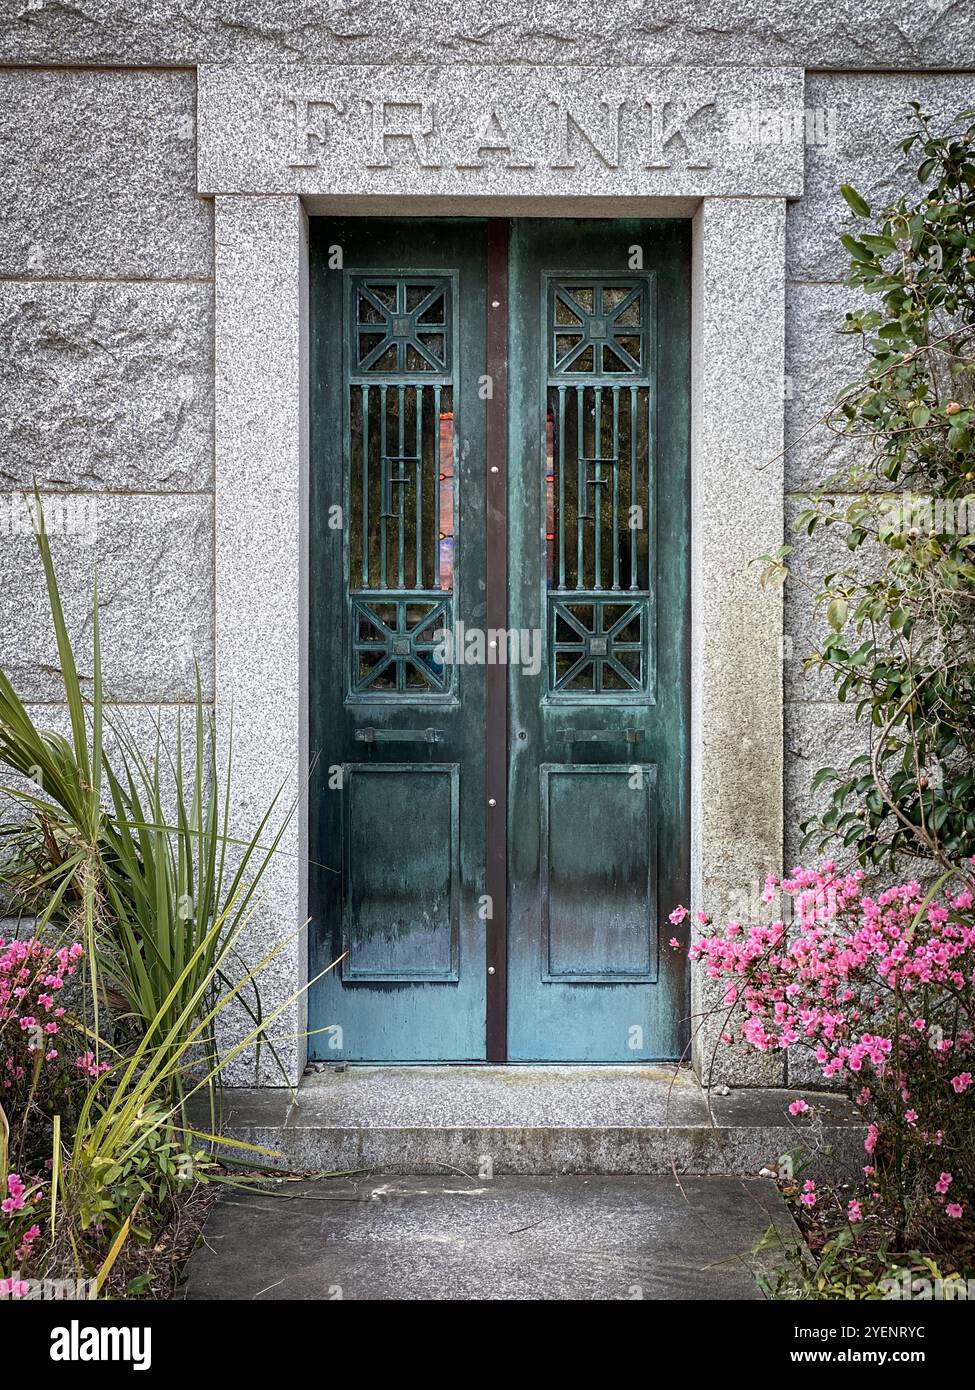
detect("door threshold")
(309, 1060), (687, 1069)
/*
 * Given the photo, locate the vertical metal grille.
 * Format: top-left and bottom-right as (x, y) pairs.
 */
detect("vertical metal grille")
(349, 383), (454, 592)
(347, 275), (457, 698)
(547, 383), (651, 593)
(545, 278), (654, 699)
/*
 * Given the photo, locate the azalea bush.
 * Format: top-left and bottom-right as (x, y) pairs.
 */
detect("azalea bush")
(684, 862), (975, 1264)
(0, 928), (212, 1295)
(2, 934), (92, 1216)
(1, 934), (90, 1122)
(0, 909), (308, 1298)
(0, 1172), (46, 1298)
(1, 862), (315, 1299)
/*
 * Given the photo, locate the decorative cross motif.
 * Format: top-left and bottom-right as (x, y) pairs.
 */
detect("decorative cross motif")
(550, 280), (648, 377)
(549, 596), (649, 698)
(351, 594), (453, 697)
(352, 277), (451, 376)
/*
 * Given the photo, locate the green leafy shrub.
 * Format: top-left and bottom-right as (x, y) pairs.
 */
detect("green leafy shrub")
(766, 105), (975, 871)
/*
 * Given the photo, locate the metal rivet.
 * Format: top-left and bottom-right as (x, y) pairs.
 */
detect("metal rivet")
(490, 465), (499, 474)
(491, 300), (500, 308)
(488, 797), (497, 807)
(488, 966), (496, 975)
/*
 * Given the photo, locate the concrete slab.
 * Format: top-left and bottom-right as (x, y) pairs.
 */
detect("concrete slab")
(183, 1174), (798, 1301)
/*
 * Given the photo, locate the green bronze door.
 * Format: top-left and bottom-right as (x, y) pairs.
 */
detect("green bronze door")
(506, 220), (690, 1061)
(309, 218), (689, 1063)
(309, 220), (489, 1061)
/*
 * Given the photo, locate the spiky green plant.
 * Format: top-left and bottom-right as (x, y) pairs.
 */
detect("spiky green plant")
(0, 497), (299, 1116)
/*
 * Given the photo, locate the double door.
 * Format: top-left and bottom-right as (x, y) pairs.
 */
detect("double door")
(309, 217), (689, 1062)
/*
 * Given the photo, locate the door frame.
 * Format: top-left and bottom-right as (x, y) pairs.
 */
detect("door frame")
(211, 194), (787, 1085)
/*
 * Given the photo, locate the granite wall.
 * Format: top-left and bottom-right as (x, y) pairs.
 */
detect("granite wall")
(0, 2), (973, 1083)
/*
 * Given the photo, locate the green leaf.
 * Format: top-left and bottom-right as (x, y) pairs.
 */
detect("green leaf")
(840, 184), (871, 218)
(840, 234), (875, 264)
(826, 597), (849, 632)
(861, 234), (897, 255)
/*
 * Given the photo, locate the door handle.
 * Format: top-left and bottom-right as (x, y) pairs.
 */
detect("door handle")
(558, 727), (644, 744)
(355, 726), (445, 744)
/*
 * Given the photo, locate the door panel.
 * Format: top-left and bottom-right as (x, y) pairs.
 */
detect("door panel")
(309, 220), (488, 1061)
(507, 220), (690, 1061)
(540, 763), (657, 982)
(342, 763), (459, 982)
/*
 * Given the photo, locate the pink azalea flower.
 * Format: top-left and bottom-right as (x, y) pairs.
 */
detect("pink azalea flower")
(935, 1172), (952, 1195)
(668, 905), (688, 926)
(946, 1204), (963, 1219)
(847, 1199), (862, 1223)
(951, 1072), (972, 1094)
(668, 938), (681, 949)
(788, 1098), (809, 1116)
(1, 1173), (25, 1215)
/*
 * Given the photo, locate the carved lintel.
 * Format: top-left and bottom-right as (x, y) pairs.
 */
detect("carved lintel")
(198, 65), (806, 199)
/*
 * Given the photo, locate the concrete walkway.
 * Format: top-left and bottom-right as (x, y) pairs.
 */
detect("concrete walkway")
(183, 1174), (798, 1300)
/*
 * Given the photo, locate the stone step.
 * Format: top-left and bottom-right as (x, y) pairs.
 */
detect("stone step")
(205, 1065), (865, 1178)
